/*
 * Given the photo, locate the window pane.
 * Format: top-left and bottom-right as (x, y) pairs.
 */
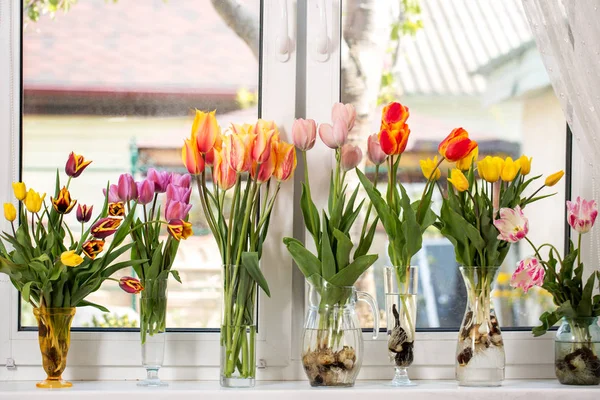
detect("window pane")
(21, 0), (261, 329)
(343, 1), (565, 330)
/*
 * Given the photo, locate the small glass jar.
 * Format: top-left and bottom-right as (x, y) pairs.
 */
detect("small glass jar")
(555, 317), (600, 385)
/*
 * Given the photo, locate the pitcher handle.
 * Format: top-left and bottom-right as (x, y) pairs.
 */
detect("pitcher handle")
(357, 290), (379, 339)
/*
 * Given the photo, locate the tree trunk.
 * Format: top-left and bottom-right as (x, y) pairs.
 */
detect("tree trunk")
(211, 0), (260, 61)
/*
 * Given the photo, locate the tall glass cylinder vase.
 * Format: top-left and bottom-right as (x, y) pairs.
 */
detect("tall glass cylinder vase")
(138, 277), (168, 387)
(384, 266), (418, 386)
(456, 266), (505, 387)
(34, 307), (76, 389)
(555, 317), (600, 385)
(221, 264), (257, 388)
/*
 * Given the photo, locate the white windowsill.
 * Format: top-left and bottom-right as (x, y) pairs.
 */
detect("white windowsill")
(0, 380), (598, 400)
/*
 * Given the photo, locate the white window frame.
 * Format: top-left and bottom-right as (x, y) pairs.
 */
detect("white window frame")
(0, 0), (589, 383)
(0, 0), (302, 381)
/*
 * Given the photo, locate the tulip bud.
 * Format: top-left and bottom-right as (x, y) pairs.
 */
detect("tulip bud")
(82, 239), (105, 259)
(340, 144), (363, 172)
(167, 219), (194, 241)
(332, 103), (356, 131)
(367, 133), (388, 165)
(24, 189), (46, 213)
(500, 157), (518, 182)
(119, 276), (144, 294)
(147, 168), (172, 193)
(192, 109), (220, 154)
(171, 173), (191, 189)
(117, 173), (138, 202)
(165, 200), (193, 221)
(227, 134), (251, 173)
(448, 168), (469, 192)
(292, 118), (317, 151)
(60, 250), (84, 267)
(566, 197), (597, 234)
(65, 152), (92, 178)
(318, 119), (349, 149)
(136, 180), (155, 205)
(419, 156), (441, 181)
(516, 155), (532, 176)
(90, 217), (122, 239)
(252, 128), (275, 164)
(166, 184), (192, 204)
(12, 182), (26, 201)
(76, 204), (93, 223)
(213, 151), (237, 190)
(274, 141), (297, 181)
(3, 203), (16, 222)
(545, 170), (564, 187)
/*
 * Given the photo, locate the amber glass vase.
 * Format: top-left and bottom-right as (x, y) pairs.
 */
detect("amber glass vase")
(33, 307), (76, 388)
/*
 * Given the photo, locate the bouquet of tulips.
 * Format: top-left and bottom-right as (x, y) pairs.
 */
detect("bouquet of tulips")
(508, 197), (600, 385)
(0, 153), (142, 388)
(104, 169), (193, 344)
(0, 152), (141, 311)
(181, 110), (296, 385)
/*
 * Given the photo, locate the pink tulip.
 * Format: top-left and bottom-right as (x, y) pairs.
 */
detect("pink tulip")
(567, 197), (598, 234)
(510, 257), (545, 293)
(332, 103), (356, 131)
(103, 184), (120, 203)
(165, 200), (192, 221)
(117, 173), (137, 202)
(136, 180), (155, 205)
(367, 133), (387, 165)
(292, 118), (317, 151)
(494, 206), (529, 243)
(171, 173), (192, 189)
(166, 184), (192, 204)
(318, 119), (349, 149)
(147, 168), (172, 193)
(340, 144), (363, 171)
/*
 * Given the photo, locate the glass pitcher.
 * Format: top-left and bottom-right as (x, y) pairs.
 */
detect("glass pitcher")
(302, 277), (379, 387)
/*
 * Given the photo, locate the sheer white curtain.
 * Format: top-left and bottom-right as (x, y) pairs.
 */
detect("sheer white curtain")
(521, 0), (600, 263)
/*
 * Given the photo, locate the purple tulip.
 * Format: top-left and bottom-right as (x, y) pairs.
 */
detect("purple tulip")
(147, 168), (172, 193)
(117, 173), (137, 202)
(165, 200), (192, 221)
(166, 184), (192, 204)
(76, 204), (93, 223)
(103, 184), (120, 203)
(171, 173), (191, 189)
(136, 179), (155, 205)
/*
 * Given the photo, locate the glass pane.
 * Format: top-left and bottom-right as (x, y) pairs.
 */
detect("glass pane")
(343, 1), (565, 330)
(21, 0), (261, 329)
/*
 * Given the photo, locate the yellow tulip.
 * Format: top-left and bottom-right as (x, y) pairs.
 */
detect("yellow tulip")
(60, 250), (84, 267)
(456, 146), (479, 171)
(516, 155), (532, 175)
(419, 156), (441, 181)
(545, 170), (564, 187)
(501, 157), (518, 182)
(477, 156), (503, 183)
(24, 189), (46, 213)
(3, 203), (16, 222)
(448, 168), (469, 192)
(12, 182), (26, 201)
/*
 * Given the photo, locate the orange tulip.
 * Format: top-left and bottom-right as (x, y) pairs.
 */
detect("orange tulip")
(438, 127), (478, 162)
(205, 132), (223, 167)
(226, 134), (251, 173)
(231, 122), (256, 136)
(381, 102), (409, 132)
(251, 146), (277, 183)
(213, 150), (237, 190)
(379, 123), (410, 155)
(252, 128), (276, 164)
(274, 141), (297, 182)
(182, 138), (205, 175)
(255, 119), (279, 136)
(192, 109), (220, 154)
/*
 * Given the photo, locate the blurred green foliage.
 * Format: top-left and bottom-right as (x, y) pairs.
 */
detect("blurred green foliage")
(85, 313), (138, 328)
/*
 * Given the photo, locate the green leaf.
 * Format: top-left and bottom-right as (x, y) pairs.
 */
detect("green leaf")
(333, 229), (353, 270)
(170, 270), (182, 284)
(399, 182), (422, 262)
(300, 183), (320, 244)
(21, 281), (33, 303)
(283, 237), (321, 279)
(241, 252), (271, 297)
(329, 254), (378, 287)
(357, 169), (397, 235)
(354, 217), (378, 259)
(321, 215), (336, 279)
(576, 272), (596, 316)
(532, 310), (560, 337)
(77, 299), (110, 313)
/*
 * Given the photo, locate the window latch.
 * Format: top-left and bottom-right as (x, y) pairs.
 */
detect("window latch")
(258, 359), (267, 369)
(6, 358), (16, 370)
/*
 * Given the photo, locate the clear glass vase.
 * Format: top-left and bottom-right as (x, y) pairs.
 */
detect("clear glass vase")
(302, 276), (379, 387)
(221, 264), (257, 388)
(555, 317), (600, 385)
(384, 266), (418, 386)
(138, 277), (168, 387)
(455, 266), (505, 387)
(34, 307), (76, 389)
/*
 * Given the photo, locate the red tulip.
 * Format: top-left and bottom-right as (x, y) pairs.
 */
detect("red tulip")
(119, 276), (144, 294)
(65, 152), (92, 178)
(438, 127), (478, 162)
(90, 217), (122, 239)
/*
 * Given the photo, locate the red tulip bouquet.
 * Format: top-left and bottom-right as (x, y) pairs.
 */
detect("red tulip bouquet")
(181, 110), (296, 387)
(0, 153), (141, 388)
(104, 170), (193, 346)
(283, 103), (381, 387)
(508, 197), (600, 385)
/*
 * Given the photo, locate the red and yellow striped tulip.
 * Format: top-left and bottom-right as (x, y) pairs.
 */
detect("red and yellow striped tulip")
(108, 202), (125, 217)
(205, 132), (223, 167)
(381, 102), (409, 132)
(379, 123), (410, 155)
(167, 219), (193, 241)
(82, 239), (105, 259)
(226, 133), (252, 173)
(51, 186), (77, 214)
(252, 127), (276, 164)
(65, 152), (92, 178)
(119, 276), (144, 294)
(90, 217), (122, 239)
(438, 127), (478, 162)
(274, 141), (297, 182)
